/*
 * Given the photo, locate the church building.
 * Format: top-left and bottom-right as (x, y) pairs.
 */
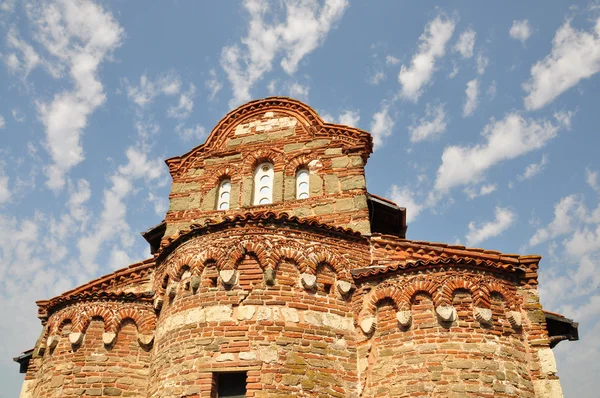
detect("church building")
(15, 97), (578, 397)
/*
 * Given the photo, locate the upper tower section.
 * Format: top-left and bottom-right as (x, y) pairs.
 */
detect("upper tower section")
(163, 97), (374, 239)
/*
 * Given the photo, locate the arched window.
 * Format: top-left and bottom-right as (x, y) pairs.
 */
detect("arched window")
(253, 162), (274, 205)
(296, 168), (309, 200)
(217, 179), (231, 210)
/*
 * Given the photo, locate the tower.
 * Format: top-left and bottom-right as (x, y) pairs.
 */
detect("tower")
(16, 97), (578, 398)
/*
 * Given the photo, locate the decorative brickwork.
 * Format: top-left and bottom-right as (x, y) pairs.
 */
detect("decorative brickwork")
(16, 97), (576, 398)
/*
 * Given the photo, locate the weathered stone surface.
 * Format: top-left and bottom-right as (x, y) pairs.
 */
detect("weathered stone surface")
(102, 332), (116, 345)
(508, 311), (522, 328)
(538, 348), (558, 375)
(336, 280), (353, 295)
(396, 310), (412, 327)
(474, 307), (493, 325)
(360, 316), (376, 334)
(237, 305), (256, 321)
(68, 332), (83, 345)
(300, 273), (316, 289)
(436, 305), (457, 322)
(219, 269), (237, 286)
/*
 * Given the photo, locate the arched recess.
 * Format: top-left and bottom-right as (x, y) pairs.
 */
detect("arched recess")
(202, 165), (240, 195)
(401, 279), (439, 307)
(112, 307), (156, 345)
(306, 248), (350, 280)
(478, 280), (514, 309)
(242, 148), (285, 175)
(49, 307), (79, 335)
(224, 240), (268, 270)
(365, 286), (406, 315)
(267, 245), (309, 273)
(73, 305), (114, 334)
(436, 276), (477, 307)
(285, 153), (318, 177)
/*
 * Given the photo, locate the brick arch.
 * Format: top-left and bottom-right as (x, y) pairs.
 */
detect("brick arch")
(365, 286), (407, 315)
(224, 240), (269, 270)
(112, 307), (156, 335)
(49, 307), (79, 335)
(203, 164), (241, 189)
(194, 247), (227, 274)
(436, 276), (478, 307)
(285, 153), (318, 177)
(242, 148), (285, 174)
(73, 305), (114, 333)
(401, 279), (439, 306)
(307, 248), (350, 279)
(479, 280), (513, 309)
(267, 245), (309, 273)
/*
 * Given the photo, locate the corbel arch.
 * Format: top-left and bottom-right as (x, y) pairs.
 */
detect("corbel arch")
(224, 240), (269, 270)
(402, 279), (439, 306)
(242, 148), (285, 174)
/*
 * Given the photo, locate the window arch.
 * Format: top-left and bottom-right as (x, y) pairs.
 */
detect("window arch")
(253, 162), (274, 205)
(217, 179), (231, 210)
(296, 168), (309, 200)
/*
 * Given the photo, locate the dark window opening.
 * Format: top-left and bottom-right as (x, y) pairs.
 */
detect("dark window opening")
(323, 283), (332, 294)
(209, 276), (218, 287)
(216, 372), (247, 397)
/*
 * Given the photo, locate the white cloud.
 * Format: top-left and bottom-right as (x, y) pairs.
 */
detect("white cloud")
(476, 53), (488, 75)
(175, 123), (206, 142)
(466, 206), (516, 246)
(369, 70), (385, 85)
(337, 109), (360, 127)
(125, 72), (181, 108)
(370, 104), (394, 149)
(587, 168), (600, 194)
(509, 19), (531, 44)
(0, 165), (10, 205)
(432, 113), (562, 197)
(398, 14), (455, 102)
(454, 28), (476, 58)
(205, 69), (222, 101)
(4, 27), (42, 77)
(11, 108), (24, 122)
(528, 194), (583, 247)
(464, 183), (497, 199)
(385, 55), (400, 65)
(448, 63), (459, 78)
(554, 110), (574, 130)
(221, 0), (348, 107)
(463, 78), (479, 116)
(389, 185), (424, 223)
(285, 81), (310, 100)
(26, 0), (124, 192)
(518, 154), (549, 181)
(408, 103), (446, 143)
(524, 18), (600, 111)
(77, 146), (165, 272)
(168, 83), (196, 119)
(0, 115), (4, 129)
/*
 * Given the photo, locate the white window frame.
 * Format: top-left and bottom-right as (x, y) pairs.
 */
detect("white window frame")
(296, 168), (310, 200)
(253, 162), (274, 205)
(217, 179), (231, 210)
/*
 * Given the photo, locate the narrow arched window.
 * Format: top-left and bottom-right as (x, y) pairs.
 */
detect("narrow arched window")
(217, 179), (231, 210)
(253, 162), (274, 205)
(296, 168), (309, 200)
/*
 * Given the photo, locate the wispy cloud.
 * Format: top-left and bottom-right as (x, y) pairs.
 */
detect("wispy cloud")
(466, 206), (516, 246)
(220, 0), (348, 107)
(524, 18), (600, 110)
(398, 14), (455, 102)
(463, 78), (479, 116)
(509, 19), (532, 44)
(409, 103), (447, 142)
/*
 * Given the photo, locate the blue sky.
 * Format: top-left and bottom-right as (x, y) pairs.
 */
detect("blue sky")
(1, 1), (599, 396)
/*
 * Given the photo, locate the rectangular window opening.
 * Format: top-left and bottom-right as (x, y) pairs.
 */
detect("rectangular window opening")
(215, 371), (247, 398)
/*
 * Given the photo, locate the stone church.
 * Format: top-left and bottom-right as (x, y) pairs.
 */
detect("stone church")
(15, 97), (578, 397)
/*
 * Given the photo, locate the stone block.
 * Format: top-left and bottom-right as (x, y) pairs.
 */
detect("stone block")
(300, 273), (316, 289)
(474, 307), (493, 325)
(507, 311), (522, 328)
(436, 305), (457, 322)
(205, 305), (233, 322)
(396, 310), (412, 327)
(273, 171), (284, 202)
(360, 316), (376, 334)
(314, 203), (333, 215)
(239, 351), (256, 361)
(331, 156), (351, 169)
(220, 269), (237, 286)
(324, 174), (340, 194)
(216, 353), (234, 362)
(68, 332), (83, 345)
(280, 307), (299, 323)
(340, 175), (366, 191)
(237, 306), (256, 321)
(336, 280), (353, 295)
(538, 348), (558, 375)
(309, 174), (322, 196)
(200, 188), (217, 211)
(335, 197), (354, 212)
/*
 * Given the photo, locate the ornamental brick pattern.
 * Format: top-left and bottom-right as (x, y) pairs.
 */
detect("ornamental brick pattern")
(17, 97), (574, 398)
